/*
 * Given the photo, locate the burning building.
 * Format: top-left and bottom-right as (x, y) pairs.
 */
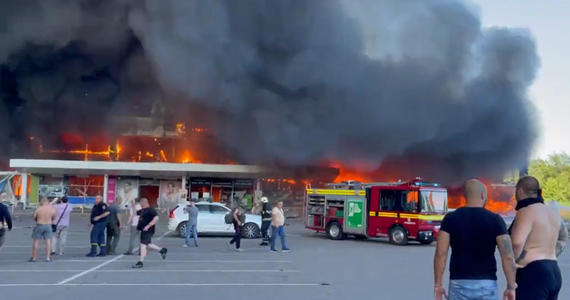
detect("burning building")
(1, 1), (540, 213)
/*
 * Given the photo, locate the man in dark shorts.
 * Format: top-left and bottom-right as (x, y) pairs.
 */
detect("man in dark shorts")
(434, 179), (517, 300)
(510, 176), (566, 300)
(0, 192), (13, 258)
(87, 195), (110, 257)
(133, 198), (167, 268)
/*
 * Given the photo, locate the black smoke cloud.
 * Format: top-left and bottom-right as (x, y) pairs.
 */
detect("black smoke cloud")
(0, 0), (540, 182)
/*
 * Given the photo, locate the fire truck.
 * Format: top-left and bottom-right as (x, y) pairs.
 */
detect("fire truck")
(305, 179), (448, 245)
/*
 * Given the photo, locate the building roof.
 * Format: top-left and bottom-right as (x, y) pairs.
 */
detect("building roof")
(9, 159), (294, 179)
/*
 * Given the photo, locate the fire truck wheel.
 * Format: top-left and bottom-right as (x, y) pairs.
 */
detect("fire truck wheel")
(326, 221), (346, 240)
(389, 226), (408, 246)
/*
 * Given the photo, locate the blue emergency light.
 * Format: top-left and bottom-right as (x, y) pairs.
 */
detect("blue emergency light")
(413, 182), (440, 187)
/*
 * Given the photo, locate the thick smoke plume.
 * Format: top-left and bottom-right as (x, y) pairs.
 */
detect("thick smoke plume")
(0, 0), (540, 183)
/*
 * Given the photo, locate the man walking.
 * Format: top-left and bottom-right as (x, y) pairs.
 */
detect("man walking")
(509, 176), (567, 300)
(270, 201), (290, 253)
(86, 195), (109, 257)
(105, 200), (122, 255)
(183, 200), (198, 247)
(259, 197), (271, 246)
(228, 199), (246, 252)
(0, 192), (13, 259)
(433, 179), (517, 300)
(51, 196), (71, 256)
(124, 198), (141, 255)
(30, 196), (56, 262)
(132, 198), (167, 268)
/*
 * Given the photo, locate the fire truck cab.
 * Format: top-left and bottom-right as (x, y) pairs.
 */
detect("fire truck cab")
(305, 179), (448, 246)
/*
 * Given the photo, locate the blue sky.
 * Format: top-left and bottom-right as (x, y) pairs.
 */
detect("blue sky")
(475, 0), (569, 158)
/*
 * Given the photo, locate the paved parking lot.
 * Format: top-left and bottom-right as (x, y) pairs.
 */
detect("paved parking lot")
(1, 213), (568, 300)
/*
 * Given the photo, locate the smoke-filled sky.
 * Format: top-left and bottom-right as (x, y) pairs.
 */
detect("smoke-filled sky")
(0, 0), (540, 182)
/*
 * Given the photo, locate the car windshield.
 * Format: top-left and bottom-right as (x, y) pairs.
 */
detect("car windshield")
(420, 190), (447, 213)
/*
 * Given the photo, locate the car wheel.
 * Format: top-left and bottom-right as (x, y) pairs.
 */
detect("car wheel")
(177, 222), (188, 237)
(242, 223), (260, 239)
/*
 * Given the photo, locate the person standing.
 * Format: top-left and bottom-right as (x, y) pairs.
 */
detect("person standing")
(228, 200), (246, 252)
(51, 196), (71, 256)
(509, 176), (567, 300)
(433, 179), (517, 300)
(86, 195), (109, 257)
(124, 198), (142, 255)
(183, 200), (199, 247)
(270, 201), (290, 253)
(105, 201), (122, 255)
(132, 198), (167, 268)
(259, 197), (272, 246)
(30, 196), (56, 262)
(0, 192), (13, 259)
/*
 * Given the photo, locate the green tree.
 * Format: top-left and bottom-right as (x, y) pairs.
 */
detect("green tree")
(529, 153), (570, 204)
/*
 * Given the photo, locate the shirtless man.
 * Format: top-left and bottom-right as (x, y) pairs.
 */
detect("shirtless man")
(31, 196), (57, 262)
(510, 176), (568, 300)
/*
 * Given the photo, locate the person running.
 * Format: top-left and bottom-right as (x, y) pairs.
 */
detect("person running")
(182, 200), (199, 247)
(30, 196), (57, 262)
(124, 198), (141, 255)
(270, 201), (290, 253)
(51, 196), (71, 256)
(259, 197), (271, 246)
(434, 179), (517, 300)
(105, 201), (122, 255)
(86, 195), (109, 257)
(132, 198), (167, 268)
(509, 176), (567, 300)
(228, 199), (246, 252)
(0, 192), (13, 259)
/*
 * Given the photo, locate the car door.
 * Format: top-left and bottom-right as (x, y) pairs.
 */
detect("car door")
(195, 203), (215, 233)
(209, 204), (233, 232)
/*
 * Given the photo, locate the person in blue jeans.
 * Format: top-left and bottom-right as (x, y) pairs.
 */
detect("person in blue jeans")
(270, 201), (290, 253)
(183, 200), (199, 247)
(433, 180), (517, 300)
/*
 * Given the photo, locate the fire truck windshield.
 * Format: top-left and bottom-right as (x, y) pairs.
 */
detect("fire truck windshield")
(420, 189), (447, 213)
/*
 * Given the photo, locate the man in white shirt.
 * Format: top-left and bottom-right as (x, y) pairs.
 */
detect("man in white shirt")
(124, 199), (142, 255)
(270, 201), (290, 253)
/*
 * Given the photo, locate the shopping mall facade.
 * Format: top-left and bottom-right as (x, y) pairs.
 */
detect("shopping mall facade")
(8, 159), (337, 214)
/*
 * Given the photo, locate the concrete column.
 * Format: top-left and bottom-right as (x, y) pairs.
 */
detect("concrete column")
(103, 174), (109, 203)
(21, 173), (28, 207)
(181, 176), (187, 203)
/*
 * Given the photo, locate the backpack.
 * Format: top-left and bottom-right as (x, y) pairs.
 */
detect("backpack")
(224, 207), (246, 224)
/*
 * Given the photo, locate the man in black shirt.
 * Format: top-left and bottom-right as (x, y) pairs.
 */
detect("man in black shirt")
(0, 192), (13, 258)
(434, 179), (517, 300)
(87, 195), (110, 257)
(133, 198), (167, 268)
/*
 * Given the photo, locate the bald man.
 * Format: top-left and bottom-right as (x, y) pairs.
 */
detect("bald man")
(509, 176), (566, 300)
(434, 179), (517, 300)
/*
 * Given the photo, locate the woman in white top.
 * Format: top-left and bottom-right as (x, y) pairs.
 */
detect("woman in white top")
(124, 199), (142, 255)
(270, 201), (290, 253)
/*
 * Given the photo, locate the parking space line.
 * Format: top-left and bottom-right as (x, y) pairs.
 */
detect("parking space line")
(0, 259), (293, 263)
(4, 246), (87, 248)
(0, 269), (300, 273)
(56, 230), (171, 285)
(0, 283), (320, 287)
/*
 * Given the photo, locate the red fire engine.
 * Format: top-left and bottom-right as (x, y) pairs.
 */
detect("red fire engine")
(305, 179), (447, 245)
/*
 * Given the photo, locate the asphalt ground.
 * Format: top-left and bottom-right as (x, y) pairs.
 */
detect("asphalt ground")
(0, 213), (568, 300)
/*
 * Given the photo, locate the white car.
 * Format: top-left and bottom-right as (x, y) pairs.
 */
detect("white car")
(168, 202), (262, 239)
